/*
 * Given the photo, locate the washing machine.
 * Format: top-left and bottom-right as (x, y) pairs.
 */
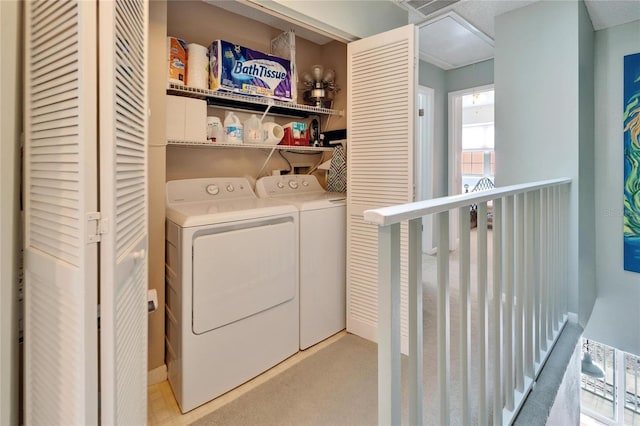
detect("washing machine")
(165, 177), (299, 413)
(256, 174), (346, 350)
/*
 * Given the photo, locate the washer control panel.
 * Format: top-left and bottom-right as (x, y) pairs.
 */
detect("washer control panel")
(255, 174), (324, 197)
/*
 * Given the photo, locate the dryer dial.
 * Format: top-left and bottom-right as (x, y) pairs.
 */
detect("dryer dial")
(288, 180), (299, 189)
(226, 184), (235, 192)
(206, 184), (219, 195)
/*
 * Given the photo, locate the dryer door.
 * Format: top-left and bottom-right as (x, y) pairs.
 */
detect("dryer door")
(192, 217), (297, 334)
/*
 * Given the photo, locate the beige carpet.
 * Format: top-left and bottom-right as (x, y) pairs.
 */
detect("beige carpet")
(192, 229), (498, 426)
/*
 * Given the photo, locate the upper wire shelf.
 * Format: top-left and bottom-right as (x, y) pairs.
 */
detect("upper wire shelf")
(167, 83), (343, 118)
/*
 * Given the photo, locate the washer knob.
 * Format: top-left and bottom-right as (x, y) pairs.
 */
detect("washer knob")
(226, 184), (235, 192)
(302, 180), (309, 187)
(277, 182), (285, 189)
(206, 184), (219, 195)
(288, 180), (299, 189)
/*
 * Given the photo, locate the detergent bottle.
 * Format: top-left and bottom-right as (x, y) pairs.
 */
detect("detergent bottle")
(243, 114), (264, 144)
(224, 111), (243, 143)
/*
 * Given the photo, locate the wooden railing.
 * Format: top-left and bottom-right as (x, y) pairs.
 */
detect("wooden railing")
(363, 178), (572, 425)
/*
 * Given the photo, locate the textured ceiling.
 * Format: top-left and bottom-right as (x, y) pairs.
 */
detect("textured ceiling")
(409, 0), (640, 69)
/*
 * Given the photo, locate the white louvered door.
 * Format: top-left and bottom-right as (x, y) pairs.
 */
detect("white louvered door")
(347, 25), (417, 352)
(98, 0), (149, 424)
(24, 1), (99, 424)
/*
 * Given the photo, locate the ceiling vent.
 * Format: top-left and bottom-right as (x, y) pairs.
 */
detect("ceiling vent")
(406, 0), (461, 17)
(417, 11), (494, 70)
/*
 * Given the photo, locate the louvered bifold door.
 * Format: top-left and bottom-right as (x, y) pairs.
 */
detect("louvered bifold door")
(346, 25), (417, 349)
(98, 0), (149, 424)
(24, 1), (99, 424)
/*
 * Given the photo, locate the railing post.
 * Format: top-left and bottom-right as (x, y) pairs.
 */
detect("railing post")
(437, 211), (450, 426)
(408, 218), (423, 426)
(492, 198), (503, 426)
(377, 223), (401, 426)
(477, 201), (489, 425)
(458, 206), (471, 425)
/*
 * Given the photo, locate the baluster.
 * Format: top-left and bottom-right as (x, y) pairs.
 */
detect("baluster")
(504, 195), (515, 411)
(492, 198), (503, 426)
(515, 193), (525, 392)
(524, 192), (534, 378)
(546, 188), (553, 340)
(437, 212), (450, 426)
(477, 201), (489, 425)
(554, 186), (561, 327)
(534, 190), (541, 365)
(377, 223), (401, 426)
(408, 218), (423, 426)
(540, 188), (548, 352)
(458, 206), (471, 425)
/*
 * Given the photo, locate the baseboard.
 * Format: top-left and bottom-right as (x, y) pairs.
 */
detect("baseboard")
(347, 317), (409, 355)
(148, 364), (167, 386)
(567, 312), (578, 324)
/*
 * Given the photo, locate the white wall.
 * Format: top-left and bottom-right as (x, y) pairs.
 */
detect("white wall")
(585, 19), (640, 356)
(419, 60), (448, 197)
(251, 0), (408, 41)
(494, 0), (595, 325)
(0, 1), (21, 424)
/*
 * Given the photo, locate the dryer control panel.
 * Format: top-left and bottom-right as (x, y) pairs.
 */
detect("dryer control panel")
(255, 174), (324, 197)
(167, 177), (256, 204)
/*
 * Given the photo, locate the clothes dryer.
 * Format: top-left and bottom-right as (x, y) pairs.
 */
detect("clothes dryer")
(256, 175), (346, 349)
(165, 177), (299, 412)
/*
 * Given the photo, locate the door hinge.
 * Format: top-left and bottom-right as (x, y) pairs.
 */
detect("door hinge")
(418, 108), (425, 117)
(87, 212), (108, 243)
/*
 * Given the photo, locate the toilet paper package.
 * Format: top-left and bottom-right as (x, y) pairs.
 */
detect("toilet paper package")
(209, 40), (293, 102)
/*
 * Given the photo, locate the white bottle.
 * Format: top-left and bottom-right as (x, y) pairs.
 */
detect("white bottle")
(207, 116), (224, 142)
(243, 114), (264, 144)
(224, 111), (243, 144)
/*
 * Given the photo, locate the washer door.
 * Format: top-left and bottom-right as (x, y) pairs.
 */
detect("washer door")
(192, 217), (297, 334)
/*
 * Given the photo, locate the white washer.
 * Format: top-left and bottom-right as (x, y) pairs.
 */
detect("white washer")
(256, 175), (346, 350)
(165, 177), (299, 413)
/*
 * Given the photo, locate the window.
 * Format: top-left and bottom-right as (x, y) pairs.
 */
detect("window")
(581, 338), (640, 425)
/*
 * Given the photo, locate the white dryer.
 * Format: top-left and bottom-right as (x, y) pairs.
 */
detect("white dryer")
(256, 175), (346, 349)
(165, 177), (299, 413)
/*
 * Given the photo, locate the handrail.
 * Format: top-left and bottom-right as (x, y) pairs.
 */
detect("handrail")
(363, 178), (571, 226)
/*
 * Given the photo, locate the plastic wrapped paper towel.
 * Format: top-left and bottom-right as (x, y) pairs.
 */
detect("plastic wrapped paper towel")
(186, 43), (209, 90)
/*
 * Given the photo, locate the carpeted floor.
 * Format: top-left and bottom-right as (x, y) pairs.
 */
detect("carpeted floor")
(192, 230), (498, 426)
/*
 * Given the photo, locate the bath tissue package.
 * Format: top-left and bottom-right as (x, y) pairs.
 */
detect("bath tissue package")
(209, 40), (293, 102)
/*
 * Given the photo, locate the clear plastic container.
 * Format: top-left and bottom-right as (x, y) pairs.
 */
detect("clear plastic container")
(243, 114), (263, 144)
(224, 111), (243, 143)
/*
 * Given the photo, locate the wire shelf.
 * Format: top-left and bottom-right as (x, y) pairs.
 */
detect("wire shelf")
(167, 83), (343, 117)
(167, 140), (334, 152)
